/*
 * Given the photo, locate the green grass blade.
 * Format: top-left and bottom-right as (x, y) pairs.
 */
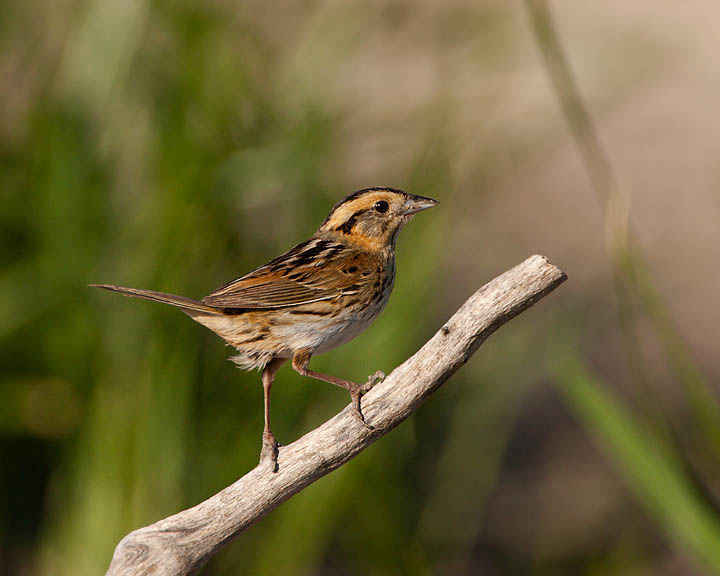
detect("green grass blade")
(553, 355), (720, 574)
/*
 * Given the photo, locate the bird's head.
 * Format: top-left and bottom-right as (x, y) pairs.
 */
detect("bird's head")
(317, 187), (438, 251)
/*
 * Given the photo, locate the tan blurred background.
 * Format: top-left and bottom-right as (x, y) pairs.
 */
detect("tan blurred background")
(2, 1), (720, 574)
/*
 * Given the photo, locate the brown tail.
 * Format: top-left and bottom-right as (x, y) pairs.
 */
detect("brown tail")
(90, 284), (220, 315)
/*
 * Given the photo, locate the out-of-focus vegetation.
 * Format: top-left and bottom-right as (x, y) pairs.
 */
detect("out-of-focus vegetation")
(2, 1), (720, 574)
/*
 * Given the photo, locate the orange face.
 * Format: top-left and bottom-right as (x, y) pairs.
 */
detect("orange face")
(318, 187), (438, 251)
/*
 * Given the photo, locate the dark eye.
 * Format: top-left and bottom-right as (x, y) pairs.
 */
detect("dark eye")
(373, 200), (389, 213)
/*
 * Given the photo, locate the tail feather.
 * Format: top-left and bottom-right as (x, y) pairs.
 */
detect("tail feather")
(90, 284), (220, 315)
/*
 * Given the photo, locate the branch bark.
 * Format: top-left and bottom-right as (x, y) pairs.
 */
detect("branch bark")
(107, 254), (567, 576)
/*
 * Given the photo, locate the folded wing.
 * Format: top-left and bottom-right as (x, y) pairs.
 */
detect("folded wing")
(202, 238), (372, 310)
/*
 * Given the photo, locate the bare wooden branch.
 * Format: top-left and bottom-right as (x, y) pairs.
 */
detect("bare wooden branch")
(106, 254), (567, 576)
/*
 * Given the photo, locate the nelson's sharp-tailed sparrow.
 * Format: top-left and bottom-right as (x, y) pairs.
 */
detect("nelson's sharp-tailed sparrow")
(93, 187), (438, 470)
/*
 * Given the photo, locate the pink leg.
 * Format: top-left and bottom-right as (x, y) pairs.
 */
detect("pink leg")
(259, 357), (287, 471)
(291, 350), (376, 428)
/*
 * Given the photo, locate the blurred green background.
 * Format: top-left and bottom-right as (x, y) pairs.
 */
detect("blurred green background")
(3, 1), (720, 574)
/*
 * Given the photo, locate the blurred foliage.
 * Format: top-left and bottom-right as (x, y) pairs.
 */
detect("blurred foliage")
(553, 352), (720, 573)
(2, 1), (720, 575)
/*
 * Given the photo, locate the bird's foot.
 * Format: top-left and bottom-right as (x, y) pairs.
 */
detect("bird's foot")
(350, 373), (383, 431)
(259, 430), (279, 473)
(362, 370), (385, 393)
(350, 394), (373, 430)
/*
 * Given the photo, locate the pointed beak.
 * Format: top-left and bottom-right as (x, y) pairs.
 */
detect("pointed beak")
(402, 194), (439, 215)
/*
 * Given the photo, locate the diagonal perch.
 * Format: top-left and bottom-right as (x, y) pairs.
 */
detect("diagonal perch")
(106, 254), (567, 576)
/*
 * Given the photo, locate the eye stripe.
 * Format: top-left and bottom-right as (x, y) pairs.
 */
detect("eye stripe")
(335, 209), (368, 234)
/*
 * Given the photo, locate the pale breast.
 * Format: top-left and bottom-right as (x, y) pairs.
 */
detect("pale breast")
(270, 262), (395, 355)
(190, 249), (396, 369)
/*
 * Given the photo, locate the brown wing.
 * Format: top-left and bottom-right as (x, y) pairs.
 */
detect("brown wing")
(202, 238), (377, 309)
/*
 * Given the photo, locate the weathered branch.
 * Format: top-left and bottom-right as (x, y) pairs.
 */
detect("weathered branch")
(107, 255), (567, 576)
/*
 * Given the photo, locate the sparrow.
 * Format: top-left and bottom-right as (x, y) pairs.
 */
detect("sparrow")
(92, 187), (438, 470)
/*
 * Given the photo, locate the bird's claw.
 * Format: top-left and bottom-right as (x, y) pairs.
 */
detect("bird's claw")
(352, 403), (374, 430)
(259, 430), (279, 473)
(362, 370), (385, 393)
(350, 388), (374, 430)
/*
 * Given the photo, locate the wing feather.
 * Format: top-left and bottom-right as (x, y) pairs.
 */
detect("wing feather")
(202, 238), (373, 310)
